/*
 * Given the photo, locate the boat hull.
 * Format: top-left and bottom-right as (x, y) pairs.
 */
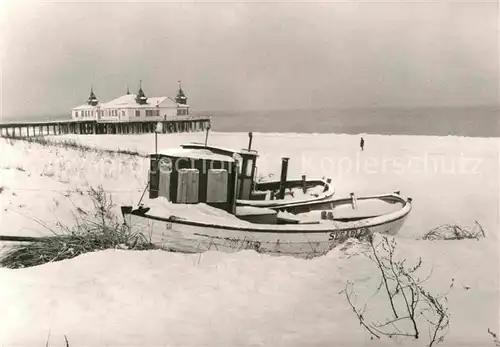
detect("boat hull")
(122, 194), (412, 259)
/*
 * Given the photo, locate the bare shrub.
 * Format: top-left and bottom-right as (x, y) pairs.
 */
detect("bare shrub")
(488, 329), (500, 347)
(422, 221), (485, 241)
(341, 234), (451, 347)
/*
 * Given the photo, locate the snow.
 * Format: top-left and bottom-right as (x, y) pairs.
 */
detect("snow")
(156, 147), (236, 162)
(236, 205), (277, 216)
(99, 94), (177, 109)
(182, 142), (259, 156)
(0, 132), (498, 346)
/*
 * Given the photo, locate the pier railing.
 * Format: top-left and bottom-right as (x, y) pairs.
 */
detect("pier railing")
(0, 116), (212, 137)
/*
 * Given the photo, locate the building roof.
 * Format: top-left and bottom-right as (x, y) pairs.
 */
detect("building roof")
(72, 93), (183, 111)
(101, 94), (178, 109)
(73, 104), (98, 110)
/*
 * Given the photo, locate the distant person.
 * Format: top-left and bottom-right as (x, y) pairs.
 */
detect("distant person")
(360, 137), (365, 151)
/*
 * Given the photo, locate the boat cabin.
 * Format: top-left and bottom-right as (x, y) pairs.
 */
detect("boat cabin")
(180, 143), (260, 200)
(149, 147), (239, 213)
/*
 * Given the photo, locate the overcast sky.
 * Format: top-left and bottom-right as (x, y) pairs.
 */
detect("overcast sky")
(0, 0), (498, 118)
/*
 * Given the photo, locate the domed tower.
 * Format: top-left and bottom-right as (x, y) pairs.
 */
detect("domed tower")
(87, 86), (99, 106)
(135, 80), (148, 105)
(175, 80), (188, 105)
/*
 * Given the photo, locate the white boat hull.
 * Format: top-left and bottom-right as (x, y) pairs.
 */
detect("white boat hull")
(123, 194), (412, 259)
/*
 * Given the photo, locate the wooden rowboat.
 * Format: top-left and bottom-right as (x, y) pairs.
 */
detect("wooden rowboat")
(121, 192), (412, 259)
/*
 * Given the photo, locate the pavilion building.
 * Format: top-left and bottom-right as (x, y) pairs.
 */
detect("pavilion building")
(71, 82), (190, 121)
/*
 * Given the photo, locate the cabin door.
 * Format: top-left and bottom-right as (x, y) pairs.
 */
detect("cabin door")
(207, 169), (228, 203)
(177, 169), (200, 203)
(239, 157), (255, 200)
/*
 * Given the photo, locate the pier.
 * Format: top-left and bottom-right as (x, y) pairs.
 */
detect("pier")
(0, 115), (211, 138)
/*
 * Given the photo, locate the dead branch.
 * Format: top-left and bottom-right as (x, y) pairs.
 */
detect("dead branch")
(342, 234), (450, 347)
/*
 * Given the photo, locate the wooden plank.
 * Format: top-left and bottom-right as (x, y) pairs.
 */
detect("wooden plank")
(158, 171), (171, 200)
(207, 169), (228, 203)
(177, 169), (199, 203)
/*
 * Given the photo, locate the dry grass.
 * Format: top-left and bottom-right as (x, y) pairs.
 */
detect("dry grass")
(0, 186), (166, 269)
(4, 136), (144, 157)
(422, 221), (486, 241)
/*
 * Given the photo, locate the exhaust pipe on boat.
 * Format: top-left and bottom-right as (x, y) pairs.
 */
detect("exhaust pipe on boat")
(204, 124), (211, 147)
(278, 157), (289, 200)
(350, 192), (358, 210)
(248, 132), (253, 150)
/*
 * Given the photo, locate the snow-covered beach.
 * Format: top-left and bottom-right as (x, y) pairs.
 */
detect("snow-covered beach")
(0, 132), (498, 346)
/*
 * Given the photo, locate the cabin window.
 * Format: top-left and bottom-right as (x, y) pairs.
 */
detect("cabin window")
(177, 168), (199, 203)
(158, 157), (173, 173)
(135, 110), (140, 117)
(232, 153), (243, 175)
(245, 158), (254, 177)
(207, 169), (228, 203)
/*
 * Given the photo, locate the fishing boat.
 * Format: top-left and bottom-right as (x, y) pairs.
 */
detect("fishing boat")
(122, 143), (412, 258)
(165, 132), (336, 209)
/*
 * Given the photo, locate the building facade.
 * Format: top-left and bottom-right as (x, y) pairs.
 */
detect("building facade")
(71, 83), (190, 121)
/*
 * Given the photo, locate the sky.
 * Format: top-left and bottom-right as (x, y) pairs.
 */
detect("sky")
(0, 0), (498, 119)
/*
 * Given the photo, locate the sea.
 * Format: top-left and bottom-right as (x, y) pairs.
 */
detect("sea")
(3, 106), (499, 137)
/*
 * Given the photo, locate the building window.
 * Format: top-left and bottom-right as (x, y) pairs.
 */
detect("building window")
(135, 110), (141, 117)
(155, 109), (160, 117)
(177, 108), (188, 116)
(122, 110), (126, 118)
(146, 110), (154, 117)
(75, 111), (79, 118)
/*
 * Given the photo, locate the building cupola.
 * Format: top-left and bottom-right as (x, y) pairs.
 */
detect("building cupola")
(175, 80), (188, 105)
(135, 80), (148, 105)
(87, 86), (99, 106)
